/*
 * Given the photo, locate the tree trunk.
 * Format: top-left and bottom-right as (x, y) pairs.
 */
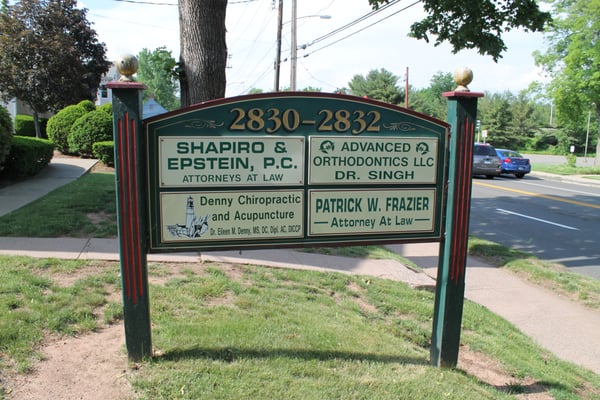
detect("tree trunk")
(33, 110), (41, 138)
(178, 0), (228, 107)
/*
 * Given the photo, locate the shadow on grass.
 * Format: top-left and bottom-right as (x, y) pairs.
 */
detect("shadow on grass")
(493, 380), (568, 397)
(468, 240), (529, 266)
(157, 346), (428, 366)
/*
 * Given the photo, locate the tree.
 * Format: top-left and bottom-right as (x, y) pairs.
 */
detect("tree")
(176, 1), (550, 105)
(349, 69), (403, 104)
(510, 90), (538, 140)
(410, 71), (454, 119)
(370, 0), (551, 61)
(478, 92), (516, 147)
(137, 47), (180, 111)
(534, 0), (600, 163)
(178, 0), (227, 107)
(0, 0), (110, 137)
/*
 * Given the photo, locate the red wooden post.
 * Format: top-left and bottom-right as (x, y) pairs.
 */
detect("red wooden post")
(431, 68), (484, 367)
(107, 56), (152, 361)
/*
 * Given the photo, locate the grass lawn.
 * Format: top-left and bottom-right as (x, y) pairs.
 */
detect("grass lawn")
(533, 163), (600, 176)
(1, 256), (599, 399)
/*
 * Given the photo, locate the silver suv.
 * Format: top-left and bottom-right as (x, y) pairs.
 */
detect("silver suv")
(472, 143), (501, 179)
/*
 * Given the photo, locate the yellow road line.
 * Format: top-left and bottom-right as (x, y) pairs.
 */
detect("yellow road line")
(473, 181), (600, 210)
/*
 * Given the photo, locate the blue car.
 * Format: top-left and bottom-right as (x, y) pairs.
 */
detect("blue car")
(495, 148), (531, 178)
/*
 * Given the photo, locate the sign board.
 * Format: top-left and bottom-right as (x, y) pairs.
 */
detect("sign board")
(145, 93), (448, 251)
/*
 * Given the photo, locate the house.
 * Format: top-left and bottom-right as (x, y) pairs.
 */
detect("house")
(143, 96), (168, 118)
(95, 63), (119, 106)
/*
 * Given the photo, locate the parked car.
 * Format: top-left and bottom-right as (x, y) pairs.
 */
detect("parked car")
(472, 143), (501, 179)
(495, 148), (531, 178)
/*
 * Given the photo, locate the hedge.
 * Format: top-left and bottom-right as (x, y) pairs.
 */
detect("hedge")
(14, 114), (48, 138)
(0, 105), (13, 171)
(92, 141), (114, 166)
(68, 110), (113, 156)
(2, 136), (54, 177)
(46, 104), (89, 153)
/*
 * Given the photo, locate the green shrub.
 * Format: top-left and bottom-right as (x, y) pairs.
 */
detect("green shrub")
(3, 136), (54, 177)
(14, 114), (48, 138)
(98, 103), (112, 115)
(68, 110), (113, 156)
(92, 141), (114, 166)
(46, 105), (89, 153)
(78, 99), (96, 112)
(0, 105), (13, 171)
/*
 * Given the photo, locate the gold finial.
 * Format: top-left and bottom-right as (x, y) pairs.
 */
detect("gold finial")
(116, 54), (139, 82)
(453, 67), (473, 92)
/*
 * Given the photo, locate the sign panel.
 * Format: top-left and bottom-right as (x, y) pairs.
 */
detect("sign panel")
(145, 93), (448, 251)
(309, 189), (435, 236)
(309, 136), (438, 184)
(160, 190), (304, 243)
(159, 136), (305, 187)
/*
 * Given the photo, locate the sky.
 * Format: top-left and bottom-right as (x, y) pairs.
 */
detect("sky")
(78, 0), (550, 97)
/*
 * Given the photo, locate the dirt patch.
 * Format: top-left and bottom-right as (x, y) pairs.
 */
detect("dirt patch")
(458, 346), (553, 400)
(45, 262), (113, 288)
(4, 325), (136, 400)
(346, 281), (379, 314)
(91, 162), (114, 174)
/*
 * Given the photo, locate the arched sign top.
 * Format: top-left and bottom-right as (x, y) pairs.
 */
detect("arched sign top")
(145, 93), (448, 252)
(146, 92), (450, 134)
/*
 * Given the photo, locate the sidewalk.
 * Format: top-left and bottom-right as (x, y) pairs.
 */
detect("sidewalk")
(1, 157), (599, 374)
(0, 155), (98, 217)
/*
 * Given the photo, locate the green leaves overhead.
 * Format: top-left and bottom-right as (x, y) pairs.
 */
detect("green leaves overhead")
(368, 0), (551, 61)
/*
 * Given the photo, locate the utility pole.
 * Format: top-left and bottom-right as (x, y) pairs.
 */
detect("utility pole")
(405, 66), (409, 108)
(273, 0), (283, 91)
(290, 0), (297, 91)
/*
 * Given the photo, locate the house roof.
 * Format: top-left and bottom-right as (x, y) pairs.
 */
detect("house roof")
(143, 97), (167, 118)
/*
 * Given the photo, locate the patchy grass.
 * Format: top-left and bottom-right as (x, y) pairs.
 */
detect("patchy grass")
(0, 256), (120, 372)
(2, 257), (599, 399)
(0, 172), (117, 238)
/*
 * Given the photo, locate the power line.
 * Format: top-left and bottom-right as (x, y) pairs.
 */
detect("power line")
(110, 0), (257, 5)
(303, 0), (421, 57)
(112, 0), (176, 5)
(303, 0), (401, 48)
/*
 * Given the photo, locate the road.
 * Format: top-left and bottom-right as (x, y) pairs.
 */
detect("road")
(469, 173), (600, 280)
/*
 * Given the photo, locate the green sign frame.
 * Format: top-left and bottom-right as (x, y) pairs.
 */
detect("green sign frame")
(145, 93), (449, 252)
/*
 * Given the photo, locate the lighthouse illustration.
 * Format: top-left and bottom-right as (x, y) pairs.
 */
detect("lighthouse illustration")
(167, 196), (210, 238)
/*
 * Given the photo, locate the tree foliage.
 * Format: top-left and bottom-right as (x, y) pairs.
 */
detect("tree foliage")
(476, 90), (550, 149)
(369, 0), (551, 61)
(137, 47), (180, 111)
(0, 104), (13, 171)
(479, 92), (515, 147)
(409, 72), (454, 120)
(0, 0), (110, 137)
(349, 68), (403, 104)
(534, 0), (600, 163)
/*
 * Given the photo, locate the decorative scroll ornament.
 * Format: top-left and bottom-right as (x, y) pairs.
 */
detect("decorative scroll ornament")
(184, 119), (225, 129)
(383, 122), (416, 131)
